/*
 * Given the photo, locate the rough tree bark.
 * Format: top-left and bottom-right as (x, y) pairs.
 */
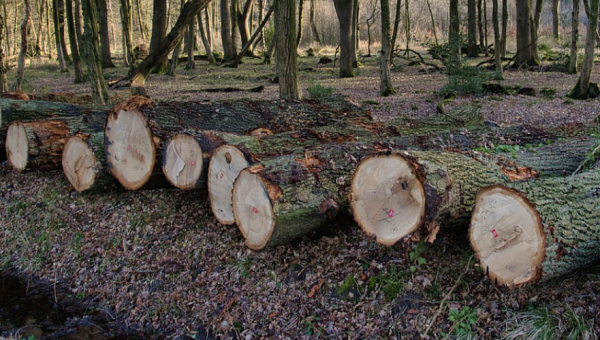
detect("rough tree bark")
(569, 0), (580, 74)
(274, 0), (301, 99)
(552, 0), (561, 40)
(296, 0), (303, 48)
(493, 0), (503, 78)
(53, 0), (68, 71)
(197, 10), (216, 64)
(0, 5), (7, 93)
(515, 0), (538, 67)
(501, 0), (508, 57)
(149, 0), (168, 72)
(186, 18), (196, 69)
(15, 0), (30, 92)
(471, 171), (600, 286)
(333, 0), (355, 77)
(468, 0), (478, 57)
(309, 0), (320, 43)
(98, 0), (115, 68)
(81, 0), (110, 104)
(130, 0), (210, 86)
(120, 0), (135, 75)
(569, 0), (600, 99)
(379, 0), (395, 96)
(237, 0), (253, 54)
(220, 0), (235, 59)
(65, 0), (85, 83)
(449, 0), (460, 65)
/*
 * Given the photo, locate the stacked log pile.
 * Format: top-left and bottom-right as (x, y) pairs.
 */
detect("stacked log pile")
(3, 95), (600, 286)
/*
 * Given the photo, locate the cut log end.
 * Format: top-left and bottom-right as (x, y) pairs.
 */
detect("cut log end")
(6, 122), (28, 171)
(208, 145), (250, 225)
(470, 185), (546, 287)
(62, 136), (98, 192)
(232, 169), (275, 250)
(350, 154), (425, 246)
(105, 107), (156, 190)
(162, 134), (204, 190)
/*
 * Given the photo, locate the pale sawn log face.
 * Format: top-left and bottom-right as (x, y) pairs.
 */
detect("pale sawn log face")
(62, 136), (98, 192)
(162, 134), (204, 190)
(232, 169), (276, 250)
(208, 145), (250, 225)
(470, 185), (545, 286)
(6, 122), (28, 170)
(105, 108), (156, 190)
(350, 154), (425, 246)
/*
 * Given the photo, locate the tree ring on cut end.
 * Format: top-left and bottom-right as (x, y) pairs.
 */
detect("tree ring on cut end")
(62, 136), (98, 192)
(105, 109), (155, 190)
(208, 145), (250, 225)
(232, 169), (275, 250)
(350, 154), (425, 245)
(470, 185), (545, 286)
(6, 122), (29, 171)
(162, 134), (203, 190)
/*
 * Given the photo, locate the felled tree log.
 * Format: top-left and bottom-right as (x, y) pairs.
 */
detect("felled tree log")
(6, 121), (72, 171)
(232, 144), (374, 249)
(349, 151), (506, 246)
(470, 171), (600, 287)
(62, 133), (117, 192)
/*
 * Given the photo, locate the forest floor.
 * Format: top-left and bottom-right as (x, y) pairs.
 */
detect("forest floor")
(1, 48), (600, 340)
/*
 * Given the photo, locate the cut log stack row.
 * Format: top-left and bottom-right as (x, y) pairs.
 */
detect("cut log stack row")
(2, 96), (600, 288)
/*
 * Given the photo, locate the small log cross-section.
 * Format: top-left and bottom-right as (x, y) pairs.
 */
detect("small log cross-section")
(208, 145), (251, 224)
(470, 172), (600, 287)
(232, 145), (372, 250)
(6, 121), (70, 171)
(162, 134), (205, 190)
(62, 133), (116, 192)
(349, 151), (507, 245)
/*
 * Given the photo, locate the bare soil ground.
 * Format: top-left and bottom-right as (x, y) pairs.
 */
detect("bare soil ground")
(1, 53), (600, 339)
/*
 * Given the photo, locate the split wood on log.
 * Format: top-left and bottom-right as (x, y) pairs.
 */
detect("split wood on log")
(470, 172), (600, 287)
(62, 133), (117, 192)
(349, 151), (507, 246)
(232, 144), (374, 249)
(6, 121), (71, 171)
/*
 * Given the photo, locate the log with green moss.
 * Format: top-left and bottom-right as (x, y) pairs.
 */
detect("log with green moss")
(470, 171), (600, 287)
(349, 151), (507, 246)
(231, 144), (376, 249)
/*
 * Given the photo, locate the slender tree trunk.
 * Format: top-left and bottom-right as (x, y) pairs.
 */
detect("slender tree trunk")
(149, 0), (168, 72)
(168, 0), (185, 76)
(220, 0), (235, 59)
(404, 0), (409, 52)
(493, 0), (503, 78)
(230, 0), (239, 54)
(468, 0), (478, 56)
(198, 10), (215, 64)
(53, 0), (67, 71)
(274, 0), (301, 99)
(74, 0), (83, 40)
(501, 0), (508, 57)
(569, 0), (580, 74)
(333, 0), (355, 77)
(186, 17), (196, 69)
(35, 0), (43, 55)
(515, 0), (536, 67)
(449, 0), (460, 65)
(531, 0), (543, 63)
(65, 0), (84, 82)
(484, 0), (488, 55)
(552, 0), (561, 40)
(134, 0), (146, 39)
(81, 0), (109, 104)
(352, 0), (359, 65)
(57, 0), (69, 61)
(15, 0), (30, 91)
(0, 2), (6, 92)
(570, 0), (599, 99)
(238, 0), (252, 54)
(296, 0), (303, 48)
(391, 0), (401, 50)
(120, 0), (134, 75)
(230, 4), (273, 66)
(45, 0), (52, 57)
(309, 0), (320, 43)
(379, 0), (395, 96)
(98, 0), (114, 67)
(477, 0), (483, 48)
(425, 0), (437, 46)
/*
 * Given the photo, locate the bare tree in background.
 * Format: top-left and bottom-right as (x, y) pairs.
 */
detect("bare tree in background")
(569, 0), (580, 74)
(333, 0), (356, 77)
(66, 0), (85, 83)
(0, 0), (8, 92)
(379, 0), (394, 96)
(569, 0), (600, 99)
(98, 0), (115, 67)
(15, 0), (30, 91)
(274, 0), (300, 99)
(81, 0), (109, 103)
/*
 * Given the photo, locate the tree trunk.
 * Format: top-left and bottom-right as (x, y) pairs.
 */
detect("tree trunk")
(120, 0), (135, 75)
(129, 0), (210, 86)
(552, 0), (561, 40)
(62, 133), (118, 192)
(15, 0), (30, 92)
(350, 151), (507, 246)
(379, 0), (395, 96)
(232, 144), (372, 249)
(0, 5), (7, 93)
(186, 18), (196, 69)
(35, 0), (44, 55)
(449, 0), (460, 64)
(515, 0), (538, 67)
(238, 0), (253, 54)
(425, 0), (437, 46)
(493, 0), (503, 78)
(532, 0), (543, 64)
(134, 0), (146, 39)
(149, 0), (168, 73)
(569, 0), (580, 74)
(309, 0), (320, 43)
(274, 0), (301, 99)
(97, 0), (115, 68)
(501, 0), (507, 57)
(53, 0), (68, 71)
(477, 0), (483, 49)
(333, 0), (355, 77)
(470, 171), (600, 286)
(197, 10), (215, 64)
(296, 0), (303, 48)
(229, 4), (273, 67)
(391, 0), (401, 50)
(65, 0), (85, 83)
(81, 0), (110, 104)
(220, 0), (235, 59)
(168, 0), (185, 76)
(468, 0), (478, 56)
(570, 0), (599, 99)
(57, 0), (70, 62)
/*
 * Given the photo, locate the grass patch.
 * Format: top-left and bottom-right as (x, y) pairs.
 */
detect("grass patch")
(306, 83), (334, 99)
